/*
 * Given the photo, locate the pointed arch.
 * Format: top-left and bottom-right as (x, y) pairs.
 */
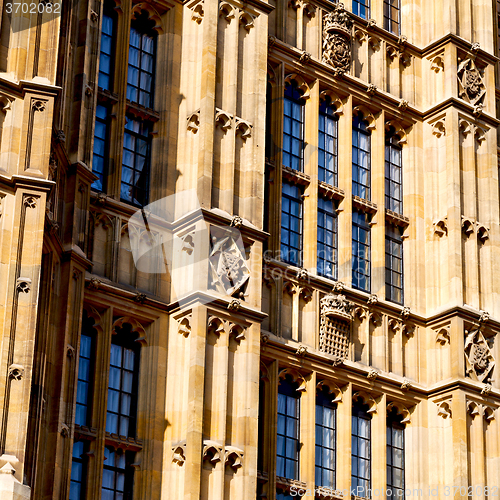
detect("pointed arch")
(320, 90), (344, 116)
(284, 73), (311, 100)
(387, 401), (411, 423)
(352, 390), (377, 413)
(385, 120), (407, 145)
(112, 316), (147, 345)
(353, 105), (376, 131)
(278, 368), (307, 392)
(131, 3), (165, 33)
(316, 379), (342, 403)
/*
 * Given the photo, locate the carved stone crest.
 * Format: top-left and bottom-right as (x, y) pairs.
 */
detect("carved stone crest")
(457, 58), (486, 106)
(322, 4), (352, 75)
(319, 293), (353, 360)
(320, 293), (353, 322)
(464, 328), (495, 382)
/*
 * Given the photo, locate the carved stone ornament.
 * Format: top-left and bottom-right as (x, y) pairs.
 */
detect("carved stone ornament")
(225, 446), (244, 470)
(32, 100), (46, 112)
(320, 294), (353, 360)
(457, 58), (486, 106)
(16, 278), (31, 293)
(437, 401), (452, 418)
(322, 3), (352, 75)
(464, 328), (495, 382)
(203, 440), (223, 464)
(24, 196), (38, 209)
(172, 442), (187, 466)
(209, 227), (250, 299)
(320, 293), (353, 322)
(8, 364), (24, 381)
(87, 277), (101, 290)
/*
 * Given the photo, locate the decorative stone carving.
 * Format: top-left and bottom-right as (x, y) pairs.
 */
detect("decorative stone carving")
(464, 328), (495, 382)
(399, 99), (409, 111)
(369, 311), (382, 327)
(178, 316), (191, 337)
(429, 54), (444, 72)
(235, 118), (252, 140)
(332, 281), (345, 293)
(66, 345), (75, 359)
(299, 51), (312, 64)
(401, 379), (412, 391)
(55, 130), (66, 143)
(320, 294), (353, 359)
(436, 327), (450, 345)
(461, 216), (475, 236)
(87, 277), (101, 290)
(219, 2), (235, 21)
(187, 110), (200, 133)
(16, 278), (31, 293)
(278, 368), (307, 391)
(133, 293), (147, 304)
(433, 217), (448, 236)
(437, 401), (452, 418)
(367, 84), (377, 96)
(481, 384), (492, 396)
(473, 104), (483, 117)
(209, 227), (250, 298)
(367, 294), (378, 305)
(284, 74), (310, 99)
(431, 120), (446, 138)
(457, 58), (486, 106)
(476, 223), (489, 242)
(239, 11), (255, 31)
(300, 286), (313, 303)
(387, 402), (411, 423)
(208, 315), (246, 343)
(316, 380), (343, 402)
(59, 423), (70, 437)
(296, 345), (308, 357)
(479, 311), (490, 324)
(322, 3), (352, 76)
(172, 442), (187, 466)
(400, 306), (411, 320)
(297, 268), (308, 281)
(367, 369), (378, 380)
(203, 441), (223, 464)
(191, 1), (204, 23)
(32, 100), (46, 112)
(215, 109), (233, 131)
(8, 364), (24, 380)
(353, 391), (377, 413)
(24, 196), (38, 209)
(225, 446), (244, 470)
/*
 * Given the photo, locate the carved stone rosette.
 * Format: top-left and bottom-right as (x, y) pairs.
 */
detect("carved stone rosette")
(457, 58), (486, 106)
(319, 294), (353, 360)
(322, 4), (352, 75)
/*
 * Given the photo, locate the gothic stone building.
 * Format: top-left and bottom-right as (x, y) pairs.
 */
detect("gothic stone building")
(0, 0), (500, 499)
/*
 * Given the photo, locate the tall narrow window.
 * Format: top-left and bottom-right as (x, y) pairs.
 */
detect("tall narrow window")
(283, 81), (305, 172)
(121, 117), (151, 206)
(319, 99), (338, 186)
(385, 225), (403, 304)
(70, 441), (89, 500)
(317, 197), (337, 280)
(98, 7), (116, 91)
(384, 0), (401, 35)
(106, 329), (140, 438)
(387, 408), (405, 500)
(281, 183), (303, 267)
(277, 375), (300, 480)
(102, 447), (135, 500)
(75, 318), (95, 427)
(127, 12), (157, 108)
(352, 210), (371, 292)
(385, 127), (403, 213)
(92, 105), (110, 192)
(352, 114), (371, 200)
(352, 0), (370, 19)
(315, 385), (337, 489)
(351, 399), (372, 498)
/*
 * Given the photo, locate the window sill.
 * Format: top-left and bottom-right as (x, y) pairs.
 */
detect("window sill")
(352, 195), (377, 215)
(282, 165), (310, 186)
(276, 476), (307, 492)
(385, 208), (409, 227)
(319, 181), (345, 202)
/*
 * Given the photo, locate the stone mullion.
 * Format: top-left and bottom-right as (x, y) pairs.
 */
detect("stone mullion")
(371, 109), (384, 297)
(300, 371), (315, 490)
(108, 3), (131, 200)
(269, 64), (285, 258)
(372, 393), (386, 496)
(451, 390), (469, 499)
(184, 304), (208, 500)
(337, 96), (352, 285)
(86, 305), (113, 500)
(296, 6), (304, 51)
(302, 80), (319, 273)
(0, 191), (46, 494)
(476, 130), (498, 312)
(217, 13), (238, 214)
(450, 316), (465, 379)
(445, 108), (464, 304)
(460, 125), (479, 309)
(336, 382), (351, 494)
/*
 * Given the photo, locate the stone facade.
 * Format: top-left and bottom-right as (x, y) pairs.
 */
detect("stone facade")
(0, 1), (499, 500)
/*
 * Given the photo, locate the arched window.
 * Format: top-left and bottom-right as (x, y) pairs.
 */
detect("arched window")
(352, 113), (372, 200)
(387, 406), (405, 500)
(277, 374), (301, 480)
(315, 384), (337, 488)
(106, 322), (141, 438)
(351, 398), (372, 498)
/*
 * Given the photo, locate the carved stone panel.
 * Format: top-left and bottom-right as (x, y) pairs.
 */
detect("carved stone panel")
(457, 58), (486, 106)
(322, 4), (352, 76)
(319, 294), (353, 360)
(464, 328), (495, 382)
